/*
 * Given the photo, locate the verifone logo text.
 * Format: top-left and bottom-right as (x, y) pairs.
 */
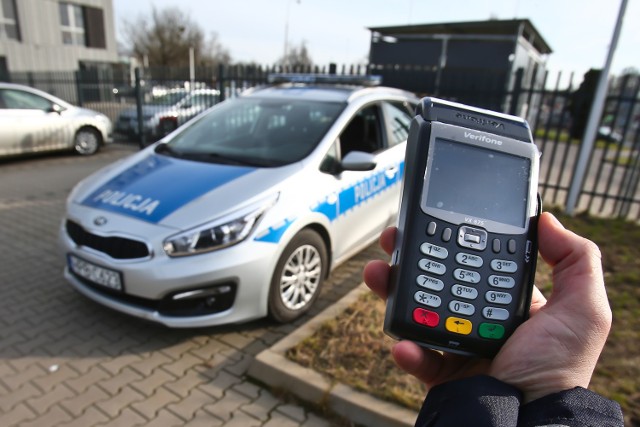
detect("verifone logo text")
(464, 132), (503, 146)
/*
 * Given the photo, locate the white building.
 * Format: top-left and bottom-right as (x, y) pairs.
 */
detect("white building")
(0, 0), (119, 76)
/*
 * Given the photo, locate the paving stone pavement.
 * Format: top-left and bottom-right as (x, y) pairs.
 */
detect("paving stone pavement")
(0, 143), (387, 426)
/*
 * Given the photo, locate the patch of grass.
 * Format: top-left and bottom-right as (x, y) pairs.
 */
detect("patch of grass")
(604, 152), (639, 167)
(533, 128), (620, 149)
(286, 290), (428, 409)
(535, 127), (574, 143)
(286, 209), (640, 426)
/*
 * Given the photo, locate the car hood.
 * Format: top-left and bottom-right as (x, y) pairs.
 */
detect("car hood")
(72, 150), (300, 228)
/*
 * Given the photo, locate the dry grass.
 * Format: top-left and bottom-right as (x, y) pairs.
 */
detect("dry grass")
(286, 290), (428, 409)
(286, 210), (640, 426)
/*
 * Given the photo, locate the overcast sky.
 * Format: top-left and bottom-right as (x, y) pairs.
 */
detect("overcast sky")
(112, 0), (638, 82)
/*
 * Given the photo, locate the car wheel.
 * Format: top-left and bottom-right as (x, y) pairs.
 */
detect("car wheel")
(268, 229), (328, 323)
(74, 128), (100, 155)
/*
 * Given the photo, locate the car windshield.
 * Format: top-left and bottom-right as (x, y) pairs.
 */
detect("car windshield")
(157, 97), (345, 167)
(148, 90), (187, 106)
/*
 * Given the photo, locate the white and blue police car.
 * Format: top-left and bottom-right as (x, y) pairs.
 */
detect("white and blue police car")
(59, 74), (418, 327)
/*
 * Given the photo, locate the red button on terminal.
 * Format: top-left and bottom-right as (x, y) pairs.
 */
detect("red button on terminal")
(413, 307), (440, 327)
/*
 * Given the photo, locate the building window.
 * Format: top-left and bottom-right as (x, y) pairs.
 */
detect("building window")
(0, 0), (20, 41)
(84, 6), (106, 48)
(59, 2), (106, 48)
(59, 2), (86, 46)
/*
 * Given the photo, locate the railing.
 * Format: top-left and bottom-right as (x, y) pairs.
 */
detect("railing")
(519, 70), (640, 220)
(3, 64), (639, 221)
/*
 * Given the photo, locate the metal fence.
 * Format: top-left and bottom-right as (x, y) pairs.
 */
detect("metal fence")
(530, 70), (640, 221)
(3, 64), (640, 221)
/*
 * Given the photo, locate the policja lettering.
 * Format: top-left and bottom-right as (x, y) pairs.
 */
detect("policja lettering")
(354, 173), (387, 203)
(92, 189), (160, 215)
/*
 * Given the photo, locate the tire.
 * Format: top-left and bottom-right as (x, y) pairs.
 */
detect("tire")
(73, 128), (100, 156)
(268, 229), (328, 323)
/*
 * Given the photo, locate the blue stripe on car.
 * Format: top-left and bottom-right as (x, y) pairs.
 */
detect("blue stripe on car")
(255, 219), (294, 243)
(312, 198), (338, 221)
(81, 154), (255, 223)
(256, 161), (404, 244)
(338, 162), (403, 216)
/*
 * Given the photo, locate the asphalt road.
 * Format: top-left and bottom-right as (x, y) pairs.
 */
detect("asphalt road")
(0, 142), (384, 427)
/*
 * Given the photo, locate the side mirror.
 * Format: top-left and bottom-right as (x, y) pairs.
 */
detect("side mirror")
(48, 104), (64, 114)
(341, 151), (376, 171)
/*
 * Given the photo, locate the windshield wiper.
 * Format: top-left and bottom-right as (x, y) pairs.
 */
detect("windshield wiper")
(155, 143), (182, 158)
(204, 152), (275, 167)
(156, 144), (279, 167)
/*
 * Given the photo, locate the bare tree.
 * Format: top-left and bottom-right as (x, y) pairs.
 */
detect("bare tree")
(122, 6), (231, 69)
(279, 41), (313, 69)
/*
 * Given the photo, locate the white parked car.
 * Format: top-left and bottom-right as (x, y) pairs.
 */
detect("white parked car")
(115, 88), (220, 140)
(0, 83), (113, 158)
(59, 74), (418, 327)
(598, 126), (623, 144)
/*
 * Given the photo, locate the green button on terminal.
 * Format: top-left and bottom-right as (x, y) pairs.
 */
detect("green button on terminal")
(479, 323), (505, 339)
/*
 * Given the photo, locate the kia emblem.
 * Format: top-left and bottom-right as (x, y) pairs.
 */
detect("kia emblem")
(94, 216), (107, 226)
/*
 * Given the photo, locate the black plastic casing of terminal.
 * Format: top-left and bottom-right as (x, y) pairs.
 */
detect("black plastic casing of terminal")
(384, 97), (540, 358)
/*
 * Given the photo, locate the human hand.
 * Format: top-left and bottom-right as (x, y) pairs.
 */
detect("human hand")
(363, 212), (612, 403)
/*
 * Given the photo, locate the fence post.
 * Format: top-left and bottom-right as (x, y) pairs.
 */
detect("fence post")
(508, 68), (524, 116)
(566, 0), (628, 215)
(74, 70), (84, 106)
(134, 67), (145, 149)
(619, 155), (640, 218)
(217, 64), (225, 102)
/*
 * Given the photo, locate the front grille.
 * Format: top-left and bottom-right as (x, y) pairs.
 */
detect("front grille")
(66, 220), (150, 260)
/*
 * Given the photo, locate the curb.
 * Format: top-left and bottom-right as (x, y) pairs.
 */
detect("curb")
(248, 283), (418, 427)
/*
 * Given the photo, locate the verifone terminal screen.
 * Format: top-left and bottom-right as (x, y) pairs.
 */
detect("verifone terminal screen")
(423, 138), (531, 228)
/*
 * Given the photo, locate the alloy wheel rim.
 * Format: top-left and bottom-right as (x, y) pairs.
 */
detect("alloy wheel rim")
(279, 244), (322, 310)
(76, 132), (98, 154)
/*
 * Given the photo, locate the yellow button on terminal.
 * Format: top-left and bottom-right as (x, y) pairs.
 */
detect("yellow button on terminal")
(445, 317), (473, 335)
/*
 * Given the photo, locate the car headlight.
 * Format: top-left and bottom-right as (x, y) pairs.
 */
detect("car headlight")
(163, 194), (278, 257)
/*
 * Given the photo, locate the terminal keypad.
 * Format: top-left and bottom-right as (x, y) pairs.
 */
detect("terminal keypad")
(413, 223), (521, 341)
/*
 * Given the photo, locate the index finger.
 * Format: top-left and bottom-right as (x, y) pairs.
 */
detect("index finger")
(363, 260), (391, 300)
(379, 226), (397, 256)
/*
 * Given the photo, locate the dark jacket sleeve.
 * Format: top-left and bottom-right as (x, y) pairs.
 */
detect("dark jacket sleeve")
(414, 375), (624, 427)
(518, 386), (624, 427)
(414, 375), (522, 427)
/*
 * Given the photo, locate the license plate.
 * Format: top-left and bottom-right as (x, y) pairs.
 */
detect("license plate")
(68, 254), (123, 292)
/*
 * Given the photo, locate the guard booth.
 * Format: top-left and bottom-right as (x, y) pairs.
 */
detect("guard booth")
(368, 19), (552, 115)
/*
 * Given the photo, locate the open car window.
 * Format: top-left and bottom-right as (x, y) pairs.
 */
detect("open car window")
(339, 104), (384, 157)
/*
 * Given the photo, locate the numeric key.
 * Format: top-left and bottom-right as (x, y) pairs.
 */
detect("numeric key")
(420, 242), (448, 259)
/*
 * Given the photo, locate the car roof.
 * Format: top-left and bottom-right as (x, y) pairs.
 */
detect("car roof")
(0, 82), (49, 94)
(242, 73), (417, 104)
(245, 84), (417, 103)
(245, 84), (358, 103)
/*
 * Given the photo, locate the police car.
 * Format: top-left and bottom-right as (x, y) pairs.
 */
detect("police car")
(59, 74), (418, 327)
